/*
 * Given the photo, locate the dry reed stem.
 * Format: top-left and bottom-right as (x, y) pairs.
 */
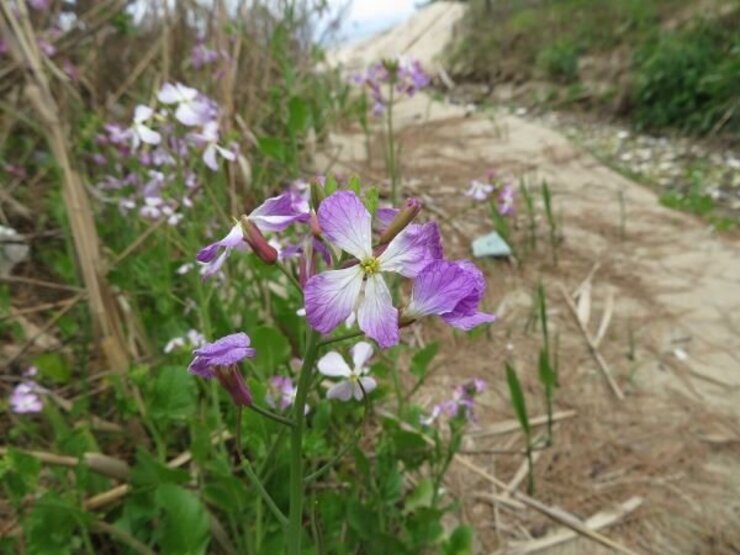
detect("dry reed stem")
(559, 284), (625, 400)
(2, 2), (130, 373)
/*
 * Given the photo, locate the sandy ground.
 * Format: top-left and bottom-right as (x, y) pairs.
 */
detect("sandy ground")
(326, 4), (740, 554)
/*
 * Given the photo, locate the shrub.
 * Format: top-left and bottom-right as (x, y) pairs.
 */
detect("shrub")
(632, 14), (740, 134)
(536, 41), (580, 83)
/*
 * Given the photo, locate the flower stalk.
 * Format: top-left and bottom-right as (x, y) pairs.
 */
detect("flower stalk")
(287, 328), (321, 555)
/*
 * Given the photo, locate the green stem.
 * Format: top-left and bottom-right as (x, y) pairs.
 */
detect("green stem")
(288, 329), (321, 555)
(242, 456), (289, 528)
(234, 407), (288, 528)
(247, 403), (294, 428)
(317, 329), (365, 349)
(277, 263), (302, 293)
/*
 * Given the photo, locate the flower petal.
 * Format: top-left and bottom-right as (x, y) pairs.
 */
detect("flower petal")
(318, 352), (352, 377)
(203, 143), (218, 171)
(358, 376), (377, 396)
(137, 124), (161, 145)
(357, 274), (398, 348)
(441, 311), (496, 330)
(305, 267), (363, 334)
(351, 341), (374, 369)
(377, 222), (442, 277)
(317, 191), (372, 260)
(327, 380), (354, 401)
(134, 105), (154, 123)
(249, 192), (308, 232)
(406, 260), (475, 318)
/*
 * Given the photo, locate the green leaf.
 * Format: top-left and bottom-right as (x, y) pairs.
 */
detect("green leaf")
(258, 136), (286, 162)
(506, 362), (530, 437)
(364, 186), (379, 215)
(32, 352), (71, 383)
(131, 450), (189, 488)
(24, 492), (89, 555)
(324, 175), (338, 196)
(250, 326), (291, 374)
(347, 175), (361, 196)
(443, 525), (474, 555)
(404, 478), (434, 514)
(155, 484), (210, 555)
(410, 342), (439, 379)
(538, 348), (555, 393)
(288, 96), (311, 134)
(148, 366), (197, 421)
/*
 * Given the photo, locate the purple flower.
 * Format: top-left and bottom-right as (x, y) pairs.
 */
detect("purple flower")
(191, 43), (220, 69)
(422, 378), (486, 425)
(465, 179), (494, 201)
(188, 333), (255, 406)
(304, 191), (433, 348)
(196, 192), (308, 277)
(317, 342), (377, 401)
(404, 260), (496, 330)
(266, 376), (298, 411)
(10, 381), (45, 414)
(497, 183), (516, 215)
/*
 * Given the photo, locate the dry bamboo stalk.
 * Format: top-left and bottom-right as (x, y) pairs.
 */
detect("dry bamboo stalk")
(559, 285), (624, 400)
(468, 410), (577, 437)
(594, 287), (615, 348)
(2, 2), (130, 373)
(0, 447), (130, 481)
(507, 496), (643, 554)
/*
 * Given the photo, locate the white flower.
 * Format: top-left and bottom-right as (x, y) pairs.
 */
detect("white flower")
(191, 121), (235, 171)
(157, 82), (211, 126)
(317, 342), (377, 401)
(130, 105), (161, 150)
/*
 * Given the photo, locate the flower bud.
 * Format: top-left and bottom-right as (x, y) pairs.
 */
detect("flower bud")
(240, 216), (278, 264)
(215, 366), (253, 407)
(378, 198), (422, 245)
(310, 180), (326, 211)
(298, 240), (315, 288)
(309, 210), (321, 237)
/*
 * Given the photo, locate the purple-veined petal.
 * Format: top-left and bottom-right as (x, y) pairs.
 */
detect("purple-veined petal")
(327, 380), (354, 401)
(249, 192), (308, 232)
(406, 260), (476, 318)
(317, 352), (352, 377)
(357, 274), (398, 348)
(317, 191), (372, 260)
(305, 267), (363, 334)
(351, 341), (374, 369)
(358, 376), (377, 397)
(191, 332), (254, 365)
(441, 311), (496, 330)
(199, 250), (229, 278)
(377, 223), (435, 278)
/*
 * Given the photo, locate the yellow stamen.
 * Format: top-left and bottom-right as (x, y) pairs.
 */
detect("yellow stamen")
(360, 257), (380, 276)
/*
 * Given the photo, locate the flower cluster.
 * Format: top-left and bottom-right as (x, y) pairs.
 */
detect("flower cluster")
(164, 329), (206, 353)
(465, 171), (516, 215)
(9, 367), (46, 414)
(421, 379), (487, 426)
(354, 57), (431, 116)
(91, 82), (237, 226)
(188, 180), (495, 409)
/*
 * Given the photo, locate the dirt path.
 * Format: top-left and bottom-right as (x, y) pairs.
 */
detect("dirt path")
(327, 5), (740, 553)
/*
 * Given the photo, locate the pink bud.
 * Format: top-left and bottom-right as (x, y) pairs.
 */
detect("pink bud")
(240, 216), (278, 264)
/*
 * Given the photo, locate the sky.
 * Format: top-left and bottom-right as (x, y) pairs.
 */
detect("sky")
(326, 0), (419, 44)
